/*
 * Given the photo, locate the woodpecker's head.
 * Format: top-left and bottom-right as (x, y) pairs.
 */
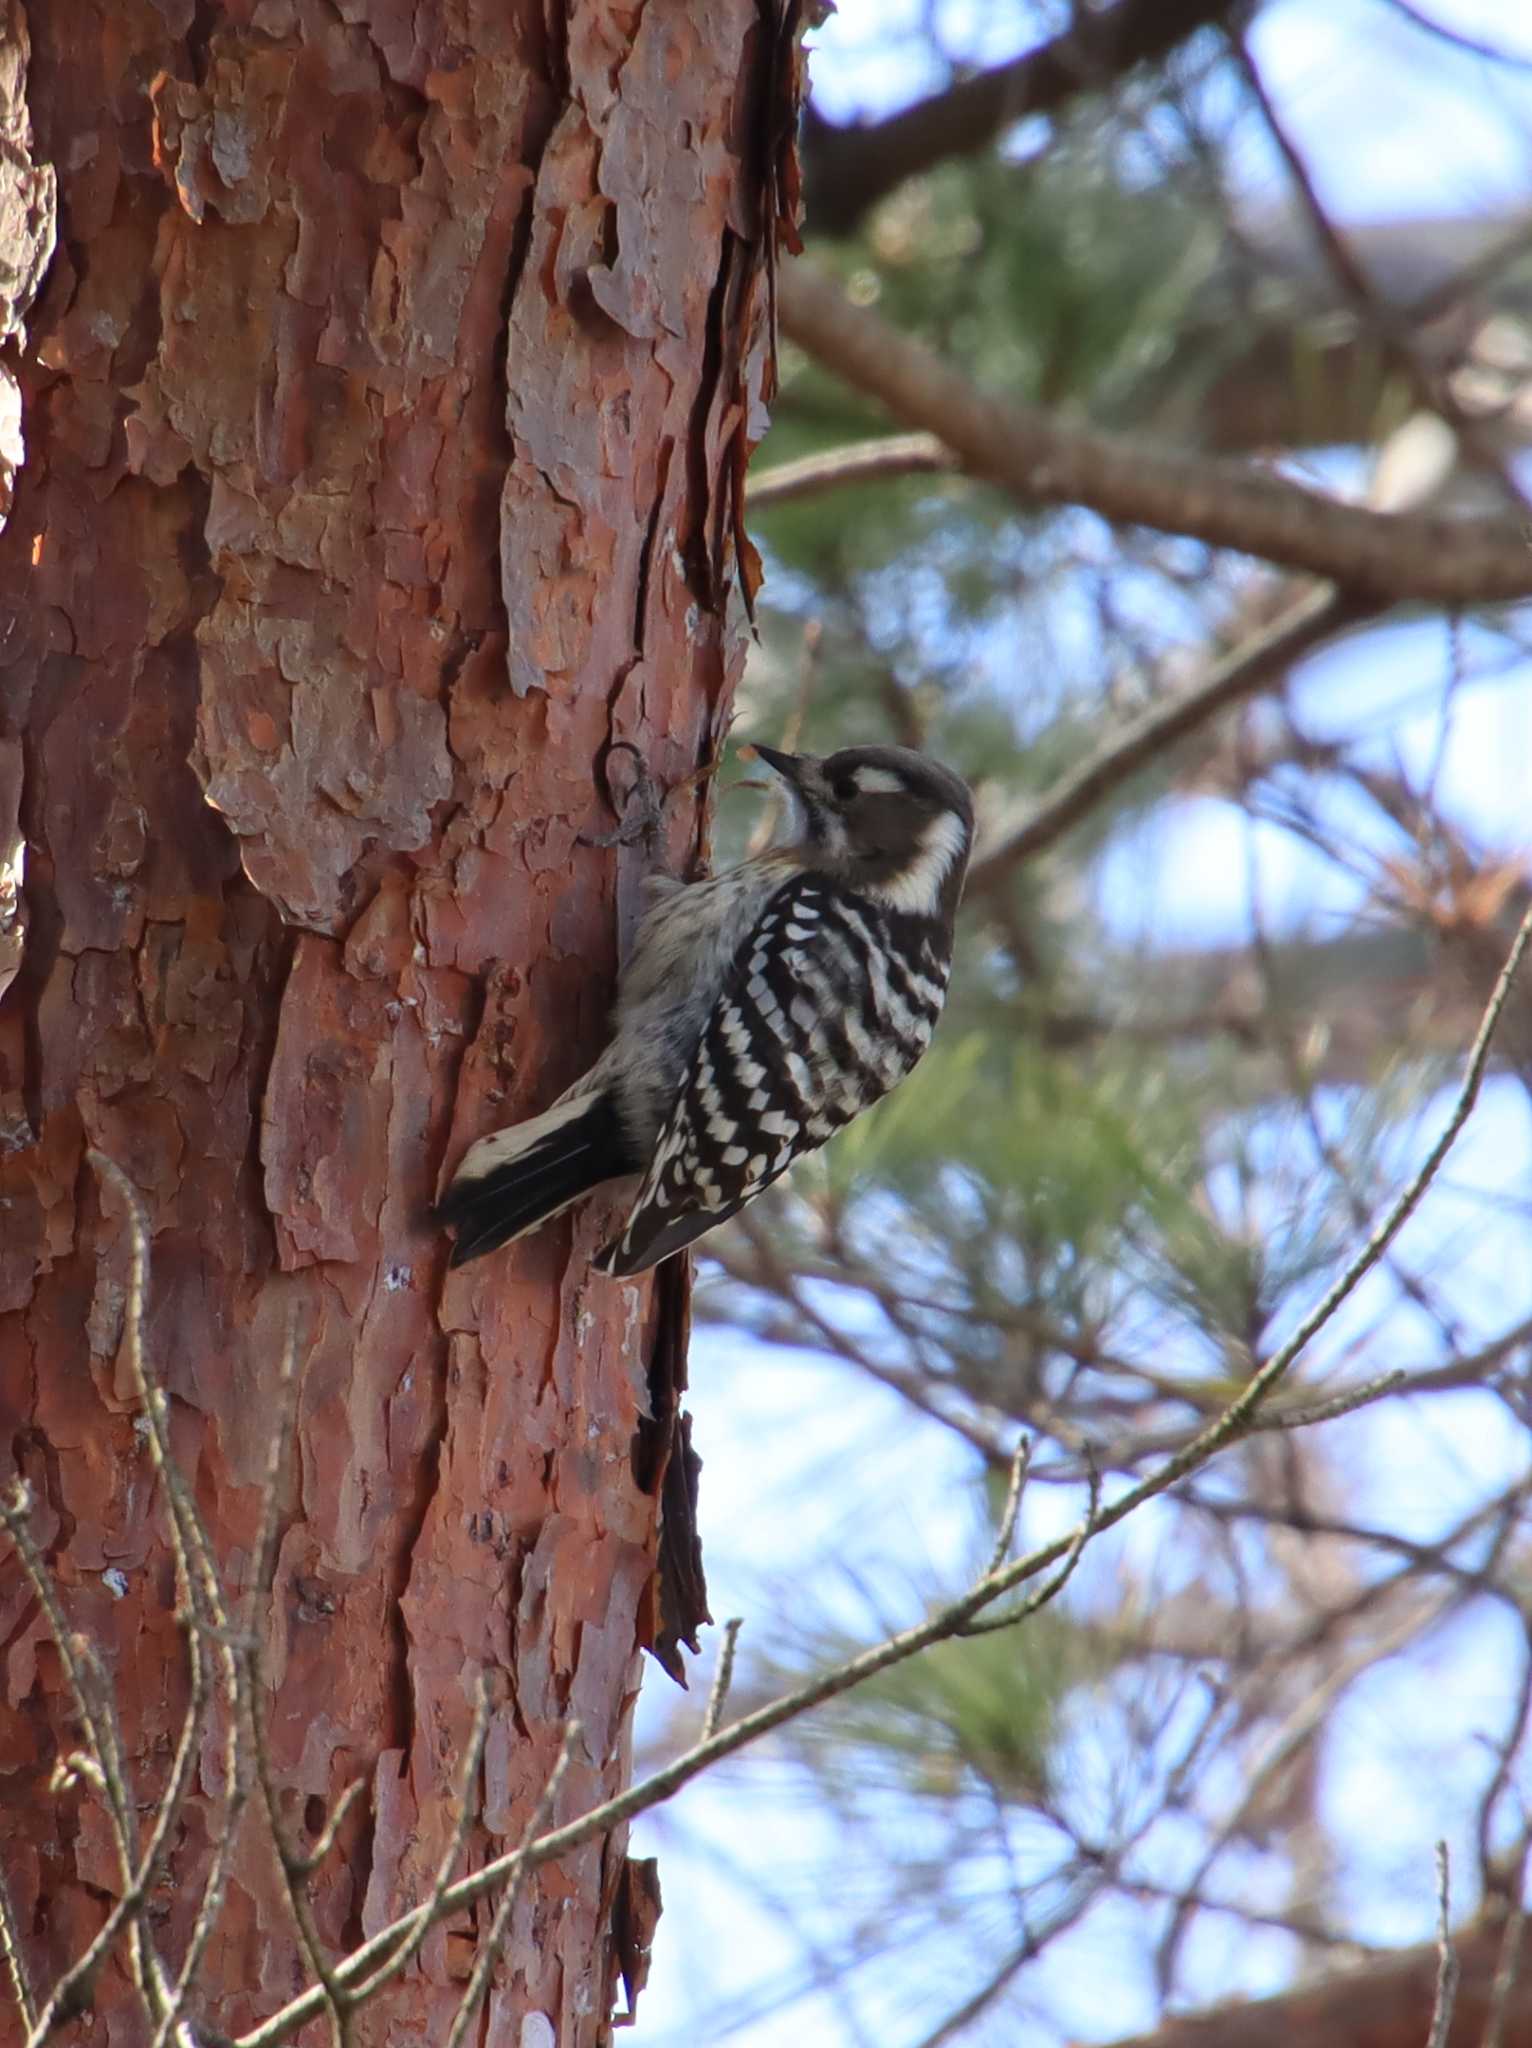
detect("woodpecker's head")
(745, 742), (975, 918)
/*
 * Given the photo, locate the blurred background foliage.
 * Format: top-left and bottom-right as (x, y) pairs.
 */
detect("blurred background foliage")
(637, 3), (1532, 2044)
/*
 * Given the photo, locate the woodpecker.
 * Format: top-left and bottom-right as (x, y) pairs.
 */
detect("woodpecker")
(438, 742), (974, 1277)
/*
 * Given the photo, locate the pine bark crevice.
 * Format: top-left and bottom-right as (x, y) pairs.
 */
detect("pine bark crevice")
(0, 1), (782, 2037)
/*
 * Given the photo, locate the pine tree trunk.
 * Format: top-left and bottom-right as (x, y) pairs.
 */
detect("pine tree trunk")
(0, 1), (782, 2037)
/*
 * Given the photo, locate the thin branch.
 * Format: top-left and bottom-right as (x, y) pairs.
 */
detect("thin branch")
(801, 0), (1241, 236)
(88, 1152), (248, 2048)
(1427, 1842), (1458, 2048)
(1157, 1582), (1460, 1994)
(232, 1480), (1103, 2048)
(1184, 1485), (1532, 1613)
(1248, 1367), (1407, 1432)
(967, 583), (1362, 888)
(908, 1879), (1101, 2048)
(230, 1307), (356, 2047)
(17, 1620), (211, 2046)
(961, 1458), (1098, 1637)
(775, 260), (1532, 604)
(1120, 897), (1532, 1487)
(338, 1672), (495, 2008)
(4, 1152), (274, 2043)
(1483, 1889), (1529, 2048)
(1381, 0), (1532, 74)
(90, 1158), (221, 1597)
(1, 1485), (139, 1864)
(747, 433), (952, 507)
(0, 1861), (35, 2035)
(1231, 34), (1532, 517)
(703, 1619), (745, 1741)
(2, 1482), (172, 2040)
(441, 1722), (581, 2048)
(295, 1780), (368, 1884)
(985, 1439), (1033, 1575)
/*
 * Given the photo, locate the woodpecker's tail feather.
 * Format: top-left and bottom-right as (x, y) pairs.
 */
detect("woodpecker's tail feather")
(438, 1092), (634, 1268)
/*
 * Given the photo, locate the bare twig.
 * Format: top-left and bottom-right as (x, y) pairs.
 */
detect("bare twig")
(985, 1439), (1033, 1575)
(1476, 1630), (1532, 1900)
(1380, 0), (1532, 76)
(89, 1157), (224, 1629)
(961, 1457), (1099, 1637)
(1232, 35), (1532, 516)
(339, 1672), (496, 2008)
(2, 1482), (175, 2041)
(802, 0), (1244, 236)
(1157, 1583), (1460, 1994)
(967, 582), (1361, 887)
(775, 261), (1532, 603)
(1428, 1841), (1458, 2048)
(232, 1307), (357, 2048)
(1484, 1888), (1529, 2048)
(29, 1612), (215, 2046)
(747, 433), (952, 506)
(0, 1860), (36, 2035)
(1126, 898), (1532, 1483)
(232, 1478), (1106, 2048)
(1, 1490), (137, 1859)
(1, 1486), (138, 1866)
(703, 1619), (745, 1741)
(87, 1153), (249, 2048)
(441, 1722), (581, 2048)
(45, 885), (1521, 2048)
(1249, 1368), (1408, 1432)
(909, 1878), (1102, 2048)
(296, 1779), (368, 1883)
(1183, 1486), (1532, 1615)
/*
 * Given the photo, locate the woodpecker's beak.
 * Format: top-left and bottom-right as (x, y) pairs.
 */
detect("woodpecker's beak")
(744, 743), (830, 796)
(745, 742), (806, 783)
(740, 743), (837, 850)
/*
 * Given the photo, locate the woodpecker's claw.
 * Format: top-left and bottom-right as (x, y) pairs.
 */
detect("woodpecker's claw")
(581, 740), (665, 853)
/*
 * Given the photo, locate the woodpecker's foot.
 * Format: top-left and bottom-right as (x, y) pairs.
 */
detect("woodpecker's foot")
(582, 740), (665, 855)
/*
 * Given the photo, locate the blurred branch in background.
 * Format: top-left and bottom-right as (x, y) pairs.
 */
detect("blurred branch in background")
(775, 259), (1532, 602)
(802, 0), (1248, 236)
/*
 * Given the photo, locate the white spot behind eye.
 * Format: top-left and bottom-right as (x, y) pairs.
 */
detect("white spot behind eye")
(866, 808), (971, 915)
(851, 767), (906, 796)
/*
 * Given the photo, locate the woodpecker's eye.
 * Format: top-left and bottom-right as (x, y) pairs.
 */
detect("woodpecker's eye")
(831, 775), (859, 803)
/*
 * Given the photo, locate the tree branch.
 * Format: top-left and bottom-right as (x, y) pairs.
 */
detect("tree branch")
(747, 432), (952, 506)
(968, 583), (1365, 886)
(1428, 1842), (1460, 2048)
(1380, 0), (1532, 73)
(1230, 34), (1532, 516)
(1109, 1911), (1528, 2047)
(774, 260), (1532, 603)
(802, 0), (1243, 236)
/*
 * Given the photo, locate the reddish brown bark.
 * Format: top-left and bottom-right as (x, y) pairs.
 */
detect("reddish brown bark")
(0, 1), (785, 2039)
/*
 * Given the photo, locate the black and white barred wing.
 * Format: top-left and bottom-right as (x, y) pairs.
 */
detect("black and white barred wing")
(595, 875), (951, 1276)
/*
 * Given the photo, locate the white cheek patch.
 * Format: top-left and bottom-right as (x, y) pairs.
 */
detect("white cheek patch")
(852, 767), (907, 795)
(869, 809), (970, 916)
